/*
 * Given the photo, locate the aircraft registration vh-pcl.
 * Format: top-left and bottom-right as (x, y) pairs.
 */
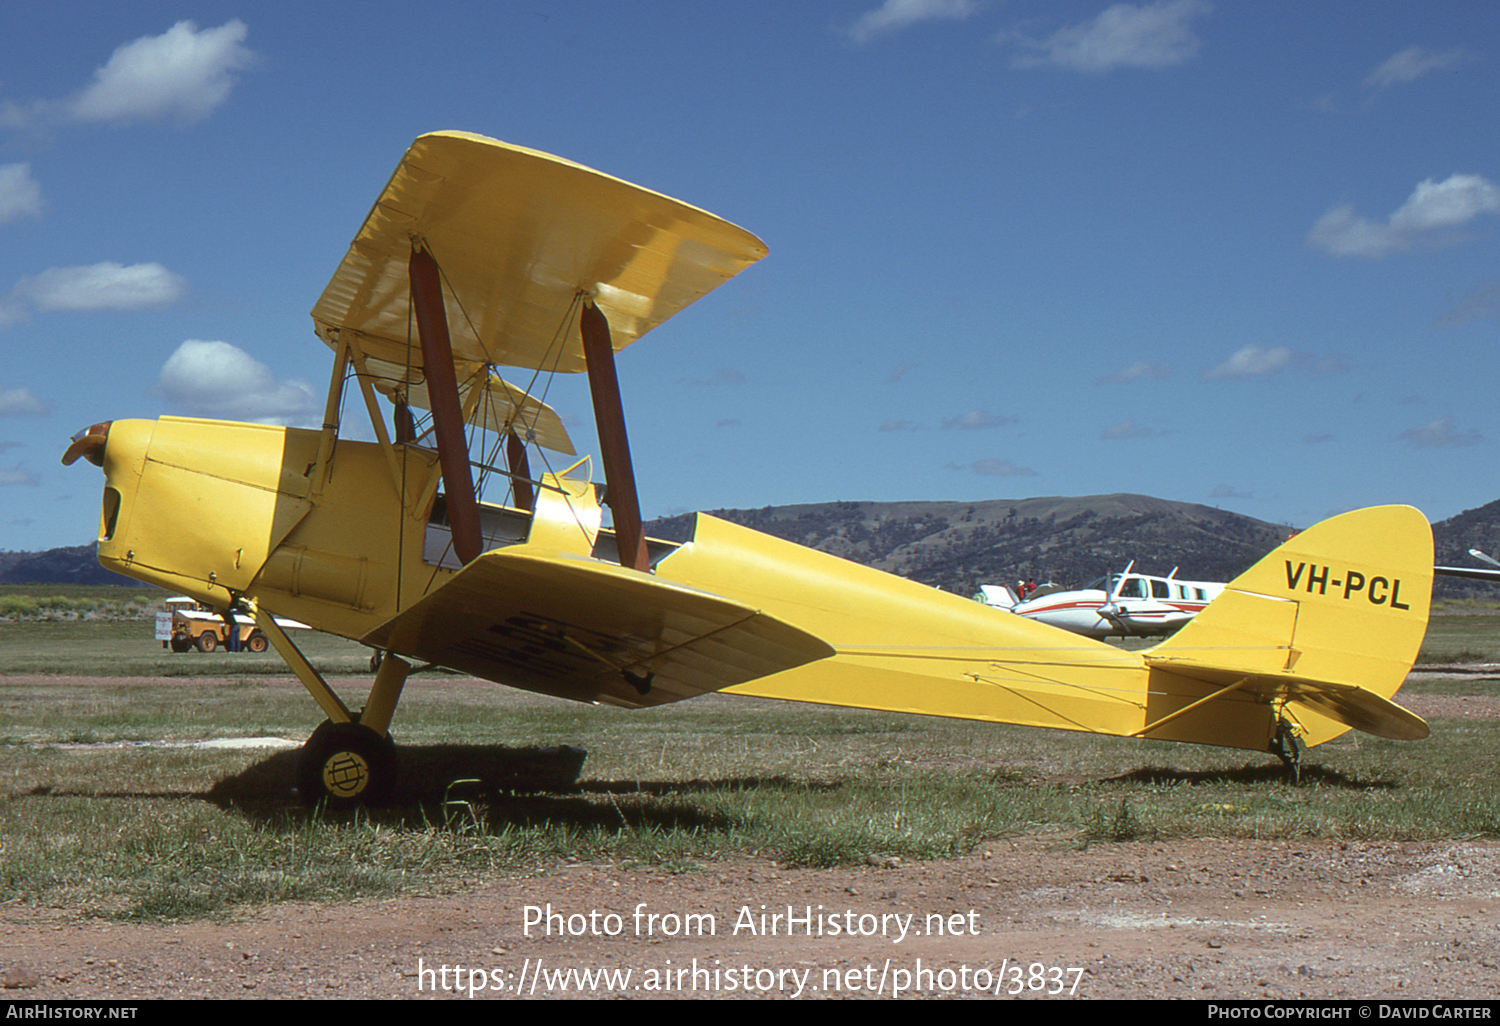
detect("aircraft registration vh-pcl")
(62, 131), (1434, 805)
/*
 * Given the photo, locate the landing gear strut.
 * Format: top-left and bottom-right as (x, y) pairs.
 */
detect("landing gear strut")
(1271, 717), (1305, 783)
(249, 603), (412, 807)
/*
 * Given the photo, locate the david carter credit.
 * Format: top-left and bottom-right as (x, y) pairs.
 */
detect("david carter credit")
(1209, 1006), (1492, 1019)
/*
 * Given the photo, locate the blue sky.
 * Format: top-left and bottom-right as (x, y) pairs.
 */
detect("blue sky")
(2, 2), (1497, 552)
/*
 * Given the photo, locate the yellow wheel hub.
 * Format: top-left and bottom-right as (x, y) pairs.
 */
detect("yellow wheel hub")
(323, 751), (371, 798)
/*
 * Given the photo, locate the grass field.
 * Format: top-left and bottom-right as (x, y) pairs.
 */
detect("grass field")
(0, 617), (377, 677)
(1, 612), (1497, 922)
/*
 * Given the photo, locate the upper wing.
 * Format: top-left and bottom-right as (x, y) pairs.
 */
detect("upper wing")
(311, 131), (767, 374)
(361, 546), (834, 710)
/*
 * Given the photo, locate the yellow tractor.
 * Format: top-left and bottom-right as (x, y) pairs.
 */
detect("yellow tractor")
(156, 597), (270, 653)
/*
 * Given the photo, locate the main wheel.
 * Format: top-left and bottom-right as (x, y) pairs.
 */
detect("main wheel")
(297, 720), (397, 808)
(246, 630), (269, 653)
(195, 632), (218, 653)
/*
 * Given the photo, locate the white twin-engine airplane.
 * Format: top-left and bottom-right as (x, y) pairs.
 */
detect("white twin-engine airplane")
(976, 563), (1225, 639)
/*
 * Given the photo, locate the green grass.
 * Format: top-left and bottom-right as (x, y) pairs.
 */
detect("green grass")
(0, 585), (162, 622)
(0, 583), (164, 601)
(1417, 610), (1500, 663)
(0, 618), (376, 677)
(0, 614), (1497, 922)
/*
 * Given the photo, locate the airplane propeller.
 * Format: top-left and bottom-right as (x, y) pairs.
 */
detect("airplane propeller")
(1096, 559), (1135, 633)
(1470, 548), (1500, 570)
(61, 422), (111, 467)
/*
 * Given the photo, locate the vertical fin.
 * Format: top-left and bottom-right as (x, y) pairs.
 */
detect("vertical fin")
(1147, 506), (1432, 745)
(1152, 505), (1431, 699)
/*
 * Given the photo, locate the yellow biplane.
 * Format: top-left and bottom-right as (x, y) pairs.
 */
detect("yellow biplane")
(63, 132), (1432, 805)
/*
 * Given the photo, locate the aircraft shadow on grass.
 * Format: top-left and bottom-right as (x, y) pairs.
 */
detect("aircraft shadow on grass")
(1104, 764), (1399, 789)
(177, 743), (844, 830)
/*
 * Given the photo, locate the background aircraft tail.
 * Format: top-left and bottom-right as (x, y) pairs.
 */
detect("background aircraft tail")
(1143, 505), (1432, 747)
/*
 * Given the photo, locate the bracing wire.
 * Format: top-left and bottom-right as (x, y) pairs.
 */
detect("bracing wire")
(419, 245), (604, 554)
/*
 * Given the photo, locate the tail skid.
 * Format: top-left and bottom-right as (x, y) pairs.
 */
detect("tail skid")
(1143, 505), (1432, 747)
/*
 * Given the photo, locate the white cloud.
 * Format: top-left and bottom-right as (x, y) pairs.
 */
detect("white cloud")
(1306, 206), (1392, 258)
(0, 466), (40, 487)
(1209, 483), (1251, 500)
(1203, 345), (1292, 380)
(5, 262), (187, 323)
(1399, 417), (1482, 449)
(0, 164), (42, 225)
(154, 340), (320, 426)
(68, 20), (254, 125)
(1390, 175), (1500, 231)
(0, 388), (48, 416)
(1309, 174), (1500, 259)
(1010, 0), (1212, 73)
(1365, 46), (1469, 90)
(848, 0), (978, 44)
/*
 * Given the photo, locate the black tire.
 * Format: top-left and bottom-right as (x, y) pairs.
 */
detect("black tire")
(246, 630), (269, 653)
(170, 635), (192, 653)
(195, 632), (218, 653)
(297, 720), (397, 808)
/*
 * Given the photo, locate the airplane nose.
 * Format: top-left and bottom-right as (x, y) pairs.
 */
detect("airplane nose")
(61, 421), (112, 467)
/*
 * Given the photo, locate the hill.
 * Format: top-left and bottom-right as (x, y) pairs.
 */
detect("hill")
(648, 493), (1289, 595)
(1432, 496), (1500, 566)
(0, 545), (149, 587)
(1429, 496), (1500, 599)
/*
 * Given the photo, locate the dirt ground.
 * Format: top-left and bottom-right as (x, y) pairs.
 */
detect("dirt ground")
(2, 690), (1498, 1001)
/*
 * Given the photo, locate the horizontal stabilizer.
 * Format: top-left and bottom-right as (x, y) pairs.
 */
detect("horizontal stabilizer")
(363, 547), (834, 709)
(1280, 677), (1428, 741)
(1137, 658), (1429, 741)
